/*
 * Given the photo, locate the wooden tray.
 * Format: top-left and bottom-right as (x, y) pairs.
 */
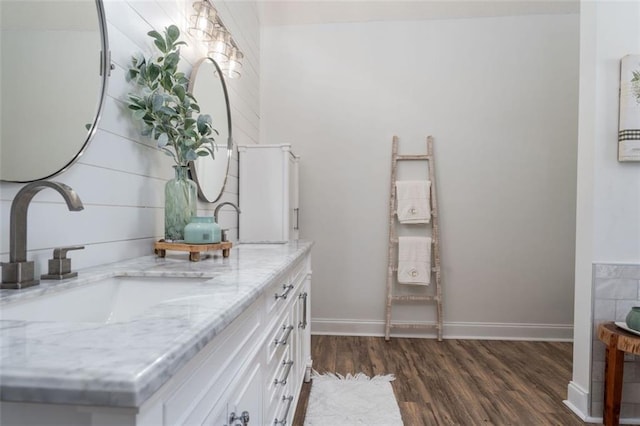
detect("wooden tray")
(154, 240), (233, 262)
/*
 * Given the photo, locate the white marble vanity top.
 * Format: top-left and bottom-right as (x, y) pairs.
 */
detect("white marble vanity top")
(0, 241), (312, 407)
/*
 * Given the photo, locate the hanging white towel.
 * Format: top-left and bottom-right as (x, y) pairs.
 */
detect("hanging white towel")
(397, 236), (431, 285)
(396, 181), (431, 224)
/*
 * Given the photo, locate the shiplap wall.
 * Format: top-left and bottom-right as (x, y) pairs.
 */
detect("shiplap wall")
(0, 0), (259, 273)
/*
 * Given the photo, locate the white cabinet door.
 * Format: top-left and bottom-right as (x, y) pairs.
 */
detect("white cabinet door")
(204, 359), (263, 426)
(238, 144), (300, 243)
(226, 362), (262, 426)
(297, 279), (311, 383)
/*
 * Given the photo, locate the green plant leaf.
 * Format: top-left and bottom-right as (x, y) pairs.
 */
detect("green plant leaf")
(132, 109), (146, 120)
(147, 64), (161, 82)
(173, 84), (185, 102)
(147, 30), (162, 40)
(138, 63), (147, 81)
(127, 93), (142, 103)
(203, 138), (216, 149)
(157, 133), (169, 147)
(126, 69), (138, 82)
(151, 93), (164, 110)
(164, 52), (179, 69)
(148, 30), (167, 53)
(185, 149), (198, 161)
(202, 145), (215, 158)
(167, 25), (180, 45)
(197, 114), (212, 134)
(197, 150), (209, 157)
(158, 106), (178, 116)
(162, 73), (173, 91)
(184, 118), (196, 130)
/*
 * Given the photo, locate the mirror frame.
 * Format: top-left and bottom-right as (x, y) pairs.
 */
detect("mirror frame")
(0, 0), (111, 183)
(188, 57), (233, 203)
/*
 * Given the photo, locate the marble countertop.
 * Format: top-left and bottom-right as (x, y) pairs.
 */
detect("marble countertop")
(0, 241), (312, 408)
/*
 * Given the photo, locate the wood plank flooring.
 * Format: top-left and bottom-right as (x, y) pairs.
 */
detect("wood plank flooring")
(293, 336), (590, 425)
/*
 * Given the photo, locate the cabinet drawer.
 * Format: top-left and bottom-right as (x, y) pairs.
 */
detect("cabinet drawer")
(164, 302), (262, 426)
(265, 259), (307, 317)
(266, 346), (292, 410)
(269, 391), (295, 426)
(266, 311), (294, 365)
(266, 278), (294, 317)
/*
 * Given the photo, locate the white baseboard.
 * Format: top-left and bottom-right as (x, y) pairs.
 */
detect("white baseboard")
(564, 381), (591, 421)
(565, 381), (640, 425)
(310, 318), (573, 341)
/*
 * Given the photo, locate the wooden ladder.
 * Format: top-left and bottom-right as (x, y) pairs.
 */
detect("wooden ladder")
(384, 136), (443, 341)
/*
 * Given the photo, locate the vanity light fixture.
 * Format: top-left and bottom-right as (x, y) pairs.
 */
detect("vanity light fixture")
(188, 0), (244, 79)
(207, 27), (232, 65)
(223, 47), (243, 79)
(187, 1), (218, 42)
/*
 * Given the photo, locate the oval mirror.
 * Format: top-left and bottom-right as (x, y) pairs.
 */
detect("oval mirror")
(0, 0), (109, 183)
(188, 57), (232, 203)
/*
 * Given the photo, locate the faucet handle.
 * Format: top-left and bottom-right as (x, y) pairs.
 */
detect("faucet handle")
(52, 245), (85, 259)
(41, 246), (85, 280)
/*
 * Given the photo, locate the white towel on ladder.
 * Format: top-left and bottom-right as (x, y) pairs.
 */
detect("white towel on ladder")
(397, 236), (432, 285)
(396, 180), (431, 224)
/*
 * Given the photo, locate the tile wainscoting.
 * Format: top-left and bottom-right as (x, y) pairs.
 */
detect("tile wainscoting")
(591, 263), (640, 418)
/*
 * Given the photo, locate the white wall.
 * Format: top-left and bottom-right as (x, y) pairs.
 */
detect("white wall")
(261, 13), (580, 339)
(567, 0), (640, 420)
(591, 4), (640, 264)
(0, 0), (259, 272)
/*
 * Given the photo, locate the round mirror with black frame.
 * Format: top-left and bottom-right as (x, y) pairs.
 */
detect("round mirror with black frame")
(187, 57), (232, 203)
(0, 0), (110, 183)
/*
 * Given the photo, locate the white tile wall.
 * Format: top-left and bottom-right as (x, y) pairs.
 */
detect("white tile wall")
(591, 263), (640, 418)
(0, 0), (260, 273)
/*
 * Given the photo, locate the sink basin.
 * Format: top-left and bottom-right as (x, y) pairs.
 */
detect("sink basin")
(0, 276), (209, 323)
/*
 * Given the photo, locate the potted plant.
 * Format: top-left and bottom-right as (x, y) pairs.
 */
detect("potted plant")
(125, 25), (217, 241)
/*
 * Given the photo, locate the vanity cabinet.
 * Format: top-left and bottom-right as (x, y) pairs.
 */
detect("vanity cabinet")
(238, 144), (300, 243)
(155, 254), (311, 426)
(0, 249), (312, 426)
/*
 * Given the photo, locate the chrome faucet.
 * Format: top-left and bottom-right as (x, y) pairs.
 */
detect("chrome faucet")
(1, 181), (84, 289)
(214, 202), (241, 223)
(214, 202), (241, 242)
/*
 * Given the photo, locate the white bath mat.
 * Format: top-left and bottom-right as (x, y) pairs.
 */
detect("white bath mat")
(303, 372), (403, 425)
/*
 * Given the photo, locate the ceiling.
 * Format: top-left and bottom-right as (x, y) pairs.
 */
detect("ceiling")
(259, 0), (580, 26)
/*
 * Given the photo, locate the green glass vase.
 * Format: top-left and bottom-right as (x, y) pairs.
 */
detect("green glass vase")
(164, 165), (197, 241)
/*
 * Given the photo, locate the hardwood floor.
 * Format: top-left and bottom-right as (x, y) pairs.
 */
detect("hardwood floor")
(293, 336), (590, 425)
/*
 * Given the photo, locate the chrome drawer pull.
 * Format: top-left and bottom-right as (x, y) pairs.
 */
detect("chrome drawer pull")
(229, 410), (250, 426)
(298, 292), (308, 329)
(275, 284), (294, 300)
(274, 325), (294, 346)
(274, 360), (294, 385)
(274, 395), (294, 425)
